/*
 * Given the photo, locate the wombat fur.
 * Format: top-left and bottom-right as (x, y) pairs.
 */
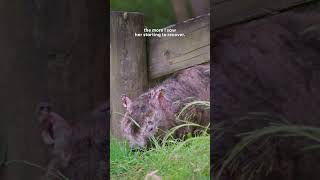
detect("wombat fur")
(212, 5), (320, 180)
(121, 63), (210, 148)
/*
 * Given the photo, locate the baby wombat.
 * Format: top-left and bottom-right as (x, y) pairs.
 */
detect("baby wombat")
(121, 63), (210, 148)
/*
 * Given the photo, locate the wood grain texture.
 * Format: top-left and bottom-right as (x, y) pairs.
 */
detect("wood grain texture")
(47, 0), (108, 125)
(148, 14), (210, 79)
(110, 12), (148, 138)
(26, 1), (108, 179)
(212, 0), (314, 29)
(0, 0), (48, 179)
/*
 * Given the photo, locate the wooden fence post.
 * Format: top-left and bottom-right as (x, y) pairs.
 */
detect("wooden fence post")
(110, 12), (148, 139)
(0, 1), (48, 179)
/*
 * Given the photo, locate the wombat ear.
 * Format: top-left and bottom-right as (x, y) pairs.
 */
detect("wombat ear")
(151, 89), (166, 105)
(158, 89), (165, 98)
(121, 95), (132, 109)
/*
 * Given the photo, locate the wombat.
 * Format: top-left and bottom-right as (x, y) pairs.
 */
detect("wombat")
(36, 101), (109, 180)
(121, 63), (210, 148)
(212, 8), (320, 180)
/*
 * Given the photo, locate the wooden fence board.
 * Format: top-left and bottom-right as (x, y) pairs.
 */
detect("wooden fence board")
(213, 0), (314, 29)
(148, 14), (210, 79)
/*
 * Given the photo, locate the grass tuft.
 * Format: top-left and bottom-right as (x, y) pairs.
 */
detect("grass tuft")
(111, 100), (210, 179)
(110, 134), (210, 179)
(214, 121), (320, 180)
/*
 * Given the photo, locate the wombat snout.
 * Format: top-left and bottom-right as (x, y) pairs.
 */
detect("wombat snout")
(120, 64), (210, 148)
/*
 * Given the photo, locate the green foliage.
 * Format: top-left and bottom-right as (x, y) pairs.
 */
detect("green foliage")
(110, 134), (210, 179)
(215, 120), (320, 180)
(110, 100), (210, 179)
(110, 0), (176, 28)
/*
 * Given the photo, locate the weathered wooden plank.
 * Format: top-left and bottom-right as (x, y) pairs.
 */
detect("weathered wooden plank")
(213, 0), (314, 29)
(0, 1), (48, 179)
(148, 14), (210, 79)
(110, 12), (148, 139)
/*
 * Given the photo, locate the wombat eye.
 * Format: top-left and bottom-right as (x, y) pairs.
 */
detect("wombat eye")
(147, 121), (153, 125)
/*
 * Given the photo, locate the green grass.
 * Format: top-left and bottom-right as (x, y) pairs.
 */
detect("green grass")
(214, 113), (320, 180)
(111, 100), (210, 179)
(110, 0), (177, 28)
(110, 134), (210, 180)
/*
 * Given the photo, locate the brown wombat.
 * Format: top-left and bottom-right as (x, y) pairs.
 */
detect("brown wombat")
(121, 63), (210, 148)
(212, 7), (320, 180)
